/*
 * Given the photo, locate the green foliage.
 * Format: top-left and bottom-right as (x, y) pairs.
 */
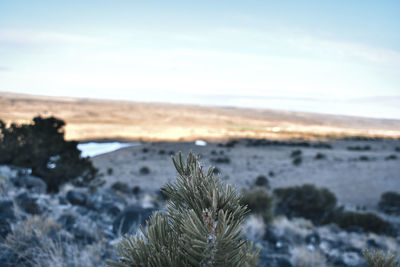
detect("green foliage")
(363, 250), (400, 267)
(292, 157), (302, 166)
(379, 191), (400, 215)
(139, 166), (150, 175)
(241, 187), (274, 223)
(211, 156), (231, 164)
(107, 152), (259, 267)
(0, 116), (103, 192)
(111, 181), (131, 194)
(290, 150), (302, 157)
(273, 184), (337, 224)
(254, 175), (269, 188)
(273, 185), (394, 235)
(333, 211), (393, 235)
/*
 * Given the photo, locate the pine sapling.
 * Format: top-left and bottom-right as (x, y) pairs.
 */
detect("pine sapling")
(107, 152), (259, 267)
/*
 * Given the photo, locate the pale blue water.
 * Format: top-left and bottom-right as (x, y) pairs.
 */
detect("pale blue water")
(77, 142), (140, 157)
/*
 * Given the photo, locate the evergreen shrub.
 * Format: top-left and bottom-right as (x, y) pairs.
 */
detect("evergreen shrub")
(241, 187), (274, 223)
(273, 184), (337, 224)
(108, 152), (259, 267)
(333, 211), (393, 235)
(379, 191), (400, 215)
(0, 116), (103, 192)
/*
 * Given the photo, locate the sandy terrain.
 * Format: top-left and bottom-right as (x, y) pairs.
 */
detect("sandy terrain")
(1, 91), (400, 141)
(92, 139), (400, 212)
(2, 91), (399, 212)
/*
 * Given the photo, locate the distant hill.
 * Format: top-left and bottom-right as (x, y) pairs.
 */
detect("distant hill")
(1, 91), (400, 141)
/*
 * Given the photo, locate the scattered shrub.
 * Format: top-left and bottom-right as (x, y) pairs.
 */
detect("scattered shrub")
(395, 147), (400, 152)
(315, 153), (326, 160)
(385, 154), (397, 160)
(268, 171), (275, 177)
(290, 150), (302, 158)
(132, 185), (141, 195)
(241, 187), (274, 222)
(2, 216), (108, 266)
(111, 181), (131, 194)
(347, 145), (371, 151)
(359, 155), (370, 161)
(139, 166), (150, 175)
(312, 143), (332, 149)
(274, 184), (337, 224)
(254, 175), (269, 188)
(217, 139), (238, 148)
(142, 148), (149, 153)
(292, 157), (302, 166)
(0, 116), (103, 192)
(107, 168), (114, 175)
(158, 149), (165, 155)
(378, 191), (400, 215)
(363, 249), (400, 267)
(333, 211), (393, 235)
(211, 150), (217, 155)
(211, 156), (231, 164)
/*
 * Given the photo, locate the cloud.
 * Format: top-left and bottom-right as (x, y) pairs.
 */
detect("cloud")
(0, 29), (105, 46)
(0, 66), (11, 72)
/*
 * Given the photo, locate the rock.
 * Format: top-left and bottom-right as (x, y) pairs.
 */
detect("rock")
(86, 189), (126, 215)
(0, 200), (15, 238)
(11, 175), (47, 194)
(366, 239), (380, 249)
(66, 190), (87, 206)
(58, 196), (68, 205)
(259, 254), (293, 267)
(342, 251), (365, 266)
(103, 203), (121, 217)
(0, 165), (19, 180)
(113, 206), (155, 235)
(15, 192), (42, 214)
(263, 228), (279, 244)
(305, 231), (320, 246)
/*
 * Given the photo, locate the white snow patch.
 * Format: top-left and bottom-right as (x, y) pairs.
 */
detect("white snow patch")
(141, 194), (156, 209)
(194, 140), (207, 146)
(77, 142), (140, 157)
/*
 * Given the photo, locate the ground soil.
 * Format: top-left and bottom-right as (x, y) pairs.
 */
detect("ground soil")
(92, 139), (400, 212)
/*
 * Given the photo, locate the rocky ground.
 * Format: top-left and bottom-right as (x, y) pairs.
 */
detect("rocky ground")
(1, 138), (399, 267)
(93, 138), (400, 211)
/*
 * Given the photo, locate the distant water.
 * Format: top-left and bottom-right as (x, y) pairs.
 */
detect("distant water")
(77, 142), (140, 157)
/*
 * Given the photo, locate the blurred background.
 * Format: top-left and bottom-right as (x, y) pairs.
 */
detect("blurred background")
(1, 1), (400, 267)
(1, 1), (400, 119)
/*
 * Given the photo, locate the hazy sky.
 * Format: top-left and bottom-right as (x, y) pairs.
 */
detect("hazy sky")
(1, 1), (399, 118)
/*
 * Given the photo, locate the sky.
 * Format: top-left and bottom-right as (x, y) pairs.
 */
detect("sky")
(1, 1), (400, 119)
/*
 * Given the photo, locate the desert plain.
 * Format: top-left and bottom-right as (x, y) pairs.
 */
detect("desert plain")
(1, 91), (400, 213)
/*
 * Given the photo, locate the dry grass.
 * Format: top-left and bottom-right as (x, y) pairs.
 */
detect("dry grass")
(2, 92), (400, 141)
(1, 216), (111, 267)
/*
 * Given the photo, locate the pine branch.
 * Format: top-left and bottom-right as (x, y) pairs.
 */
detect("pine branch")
(108, 152), (259, 267)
